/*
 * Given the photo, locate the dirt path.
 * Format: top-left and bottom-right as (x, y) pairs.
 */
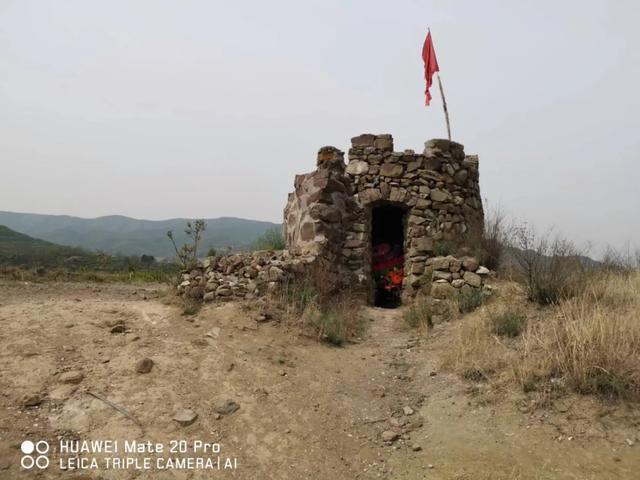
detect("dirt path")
(0, 281), (637, 479)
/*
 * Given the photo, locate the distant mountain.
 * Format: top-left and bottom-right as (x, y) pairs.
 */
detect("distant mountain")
(0, 211), (280, 258)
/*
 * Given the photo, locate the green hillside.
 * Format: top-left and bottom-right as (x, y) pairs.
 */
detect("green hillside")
(0, 212), (280, 257)
(0, 225), (171, 274)
(0, 225), (91, 267)
(0, 225), (54, 247)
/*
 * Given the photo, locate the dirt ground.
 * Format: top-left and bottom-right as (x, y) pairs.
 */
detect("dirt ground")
(0, 280), (638, 480)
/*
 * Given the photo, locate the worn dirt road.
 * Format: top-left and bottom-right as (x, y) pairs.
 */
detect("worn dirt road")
(0, 281), (637, 479)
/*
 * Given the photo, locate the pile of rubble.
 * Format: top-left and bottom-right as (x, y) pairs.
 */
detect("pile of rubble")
(176, 250), (316, 302)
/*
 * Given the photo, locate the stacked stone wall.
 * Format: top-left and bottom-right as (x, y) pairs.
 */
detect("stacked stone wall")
(284, 133), (484, 300)
(179, 133), (485, 305)
(176, 250), (316, 301)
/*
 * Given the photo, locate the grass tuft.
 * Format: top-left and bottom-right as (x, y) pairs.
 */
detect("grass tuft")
(448, 272), (640, 401)
(404, 297), (432, 329)
(181, 298), (201, 316)
(490, 310), (526, 337)
(457, 288), (486, 313)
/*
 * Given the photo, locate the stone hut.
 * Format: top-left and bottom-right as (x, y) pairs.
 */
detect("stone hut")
(177, 133), (485, 308)
(284, 134), (484, 306)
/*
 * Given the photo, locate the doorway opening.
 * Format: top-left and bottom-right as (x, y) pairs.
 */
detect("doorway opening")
(371, 204), (406, 308)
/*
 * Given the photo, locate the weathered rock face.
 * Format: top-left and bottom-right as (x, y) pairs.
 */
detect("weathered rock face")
(283, 134), (484, 300)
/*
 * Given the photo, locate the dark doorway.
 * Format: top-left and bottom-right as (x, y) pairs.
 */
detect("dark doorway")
(371, 204), (405, 308)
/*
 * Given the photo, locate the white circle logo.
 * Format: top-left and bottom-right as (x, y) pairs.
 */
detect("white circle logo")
(20, 455), (35, 469)
(21, 440), (34, 455)
(21, 440), (50, 470)
(35, 441), (49, 454)
(35, 455), (50, 469)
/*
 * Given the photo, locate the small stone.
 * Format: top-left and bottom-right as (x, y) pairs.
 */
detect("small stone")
(430, 256), (451, 270)
(191, 338), (209, 347)
(203, 292), (215, 302)
(403, 406), (415, 416)
(215, 399), (240, 416)
(351, 133), (376, 147)
(381, 430), (399, 443)
(432, 271), (452, 282)
(268, 266), (285, 281)
(110, 324), (126, 334)
(59, 371), (84, 385)
(206, 327), (221, 338)
(22, 394), (43, 407)
(454, 169), (469, 185)
(462, 256), (480, 271)
(476, 266), (490, 275)
(411, 444), (422, 452)
(346, 160), (369, 175)
(430, 189), (451, 202)
(173, 409), (198, 426)
(380, 163), (404, 177)
(463, 271), (482, 288)
(135, 358), (154, 374)
(215, 286), (232, 296)
(428, 464), (434, 469)
(625, 438), (635, 446)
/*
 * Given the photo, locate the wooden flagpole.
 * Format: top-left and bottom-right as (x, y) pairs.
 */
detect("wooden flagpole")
(436, 73), (451, 141)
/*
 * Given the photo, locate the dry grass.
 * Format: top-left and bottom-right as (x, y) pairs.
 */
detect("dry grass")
(539, 272), (640, 397)
(446, 272), (640, 401)
(299, 293), (364, 346)
(443, 308), (515, 383)
(268, 275), (364, 346)
(403, 295), (432, 330)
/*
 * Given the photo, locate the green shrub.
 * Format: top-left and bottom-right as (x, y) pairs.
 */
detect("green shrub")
(279, 277), (317, 313)
(491, 310), (526, 337)
(433, 241), (450, 257)
(314, 311), (345, 346)
(167, 219), (206, 270)
(419, 268), (433, 294)
(589, 372), (628, 397)
(404, 298), (432, 328)
(457, 288), (485, 313)
(253, 227), (285, 251)
(182, 298), (201, 316)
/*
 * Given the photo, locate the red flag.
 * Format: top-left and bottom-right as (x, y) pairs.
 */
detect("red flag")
(422, 30), (439, 106)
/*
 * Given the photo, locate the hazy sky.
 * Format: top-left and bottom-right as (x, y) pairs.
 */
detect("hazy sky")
(1, 0), (638, 251)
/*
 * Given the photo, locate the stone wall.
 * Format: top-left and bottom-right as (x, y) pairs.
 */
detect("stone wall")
(284, 134), (484, 300)
(176, 250), (316, 301)
(178, 133), (485, 305)
(426, 255), (490, 322)
(283, 146), (360, 293)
